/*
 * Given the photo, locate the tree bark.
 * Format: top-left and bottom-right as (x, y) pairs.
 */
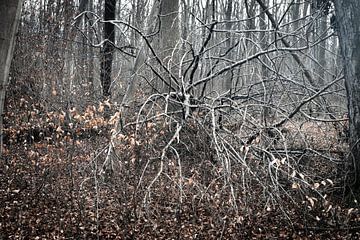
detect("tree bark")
(334, 0), (360, 190)
(100, 0), (116, 97)
(259, 0), (272, 125)
(0, 0), (22, 156)
(316, 14), (327, 85)
(223, 0), (233, 93)
(159, 0), (180, 93)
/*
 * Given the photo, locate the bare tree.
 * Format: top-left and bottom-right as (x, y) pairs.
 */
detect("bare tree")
(100, 0), (116, 97)
(0, 0), (23, 155)
(158, 0), (180, 93)
(334, 0), (360, 191)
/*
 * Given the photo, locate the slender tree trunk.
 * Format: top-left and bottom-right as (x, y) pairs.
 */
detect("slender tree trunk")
(0, 0), (22, 156)
(259, 1), (272, 125)
(334, 0), (360, 191)
(181, 0), (189, 42)
(100, 0), (116, 97)
(88, 0), (95, 94)
(223, 0), (233, 93)
(243, 0), (256, 88)
(291, 0), (300, 36)
(245, 0), (256, 51)
(317, 15), (327, 85)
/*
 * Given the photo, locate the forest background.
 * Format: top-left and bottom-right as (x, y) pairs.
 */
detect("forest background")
(1, 0), (360, 238)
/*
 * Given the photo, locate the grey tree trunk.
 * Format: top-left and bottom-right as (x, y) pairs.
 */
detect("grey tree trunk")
(334, 0), (360, 191)
(245, 0), (256, 51)
(125, 0), (179, 98)
(159, 0), (180, 93)
(317, 14), (327, 85)
(259, 1), (272, 125)
(121, 0), (161, 106)
(291, 0), (301, 37)
(0, 0), (22, 156)
(100, 0), (116, 97)
(223, 0), (233, 93)
(88, 0), (95, 94)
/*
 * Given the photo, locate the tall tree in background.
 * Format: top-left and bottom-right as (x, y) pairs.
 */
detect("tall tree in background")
(100, 0), (116, 97)
(0, 0), (22, 156)
(223, 0), (233, 93)
(334, 0), (360, 191)
(159, 0), (180, 93)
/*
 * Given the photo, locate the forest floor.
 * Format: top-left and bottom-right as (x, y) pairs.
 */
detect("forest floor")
(1, 95), (360, 239)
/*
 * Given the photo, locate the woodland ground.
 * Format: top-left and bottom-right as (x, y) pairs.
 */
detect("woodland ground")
(1, 94), (360, 239)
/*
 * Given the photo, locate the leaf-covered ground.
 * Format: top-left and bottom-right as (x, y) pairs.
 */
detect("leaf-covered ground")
(1, 96), (360, 239)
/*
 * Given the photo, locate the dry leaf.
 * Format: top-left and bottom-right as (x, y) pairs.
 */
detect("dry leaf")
(348, 208), (354, 215)
(98, 104), (104, 113)
(292, 182), (300, 189)
(116, 133), (126, 140)
(188, 178), (194, 186)
(56, 126), (64, 133)
(129, 138), (136, 146)
(306, 196), (315, 207)
(109, 112), (120, 125)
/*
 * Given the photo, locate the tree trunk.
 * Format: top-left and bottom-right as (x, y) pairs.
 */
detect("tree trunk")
(121, 0), (161, 106)
(223, 0), (233, 93)
(316, 14), (327, 86)
(0, 0), (22, 156)
(259, 0), (272, 125)
(159, 0), (180, 93)
(100, 0), (116, 97)
(245, 0), (256, 50)
(334, 0), (360, 190)
(88, 0), (95, 94)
